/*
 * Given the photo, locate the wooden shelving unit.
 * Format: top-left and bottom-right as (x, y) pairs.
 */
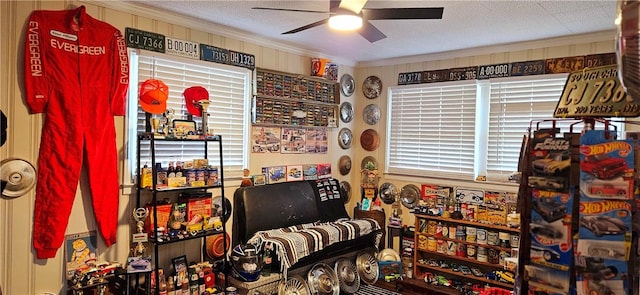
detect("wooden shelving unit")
(413, 213), (519, 291)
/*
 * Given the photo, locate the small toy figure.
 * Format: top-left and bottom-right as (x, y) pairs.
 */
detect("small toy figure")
(168, 203), (186, 231)
(361, 162), (381, 206)
(134, 242), (146, 256)
(361, 161), (380, 189)
(240, 169), (253, 187)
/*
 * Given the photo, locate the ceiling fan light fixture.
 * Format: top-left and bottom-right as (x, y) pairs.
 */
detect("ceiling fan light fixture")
(328, 14), (363, 31)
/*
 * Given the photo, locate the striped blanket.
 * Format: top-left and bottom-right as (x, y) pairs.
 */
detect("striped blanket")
(247, 218), (381, 271)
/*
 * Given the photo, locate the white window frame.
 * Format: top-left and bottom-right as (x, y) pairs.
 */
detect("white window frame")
(386, 80), (478, 180)
(124, 49), (251, 186)
(386, 73), (624, 183)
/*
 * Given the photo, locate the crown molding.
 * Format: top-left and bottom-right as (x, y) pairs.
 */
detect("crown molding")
(357, 30), (616, 68)
(89, 1), (614, 69)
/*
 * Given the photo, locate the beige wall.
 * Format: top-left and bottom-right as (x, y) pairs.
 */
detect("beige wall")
(0, 0), (621, 294)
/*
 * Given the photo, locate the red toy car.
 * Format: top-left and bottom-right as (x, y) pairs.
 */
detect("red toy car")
(589, 184), (626, 197)
(581, 154), (628, 180)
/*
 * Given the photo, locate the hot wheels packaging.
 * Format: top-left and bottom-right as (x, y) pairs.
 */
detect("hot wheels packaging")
(530, 189), (573, 270)
(525, 264), (570, 293)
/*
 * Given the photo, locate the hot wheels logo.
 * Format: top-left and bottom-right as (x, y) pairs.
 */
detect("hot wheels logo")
(579, 141), (632, 157)
(532, 189), (569, 199)
(579, 200), (631, 214)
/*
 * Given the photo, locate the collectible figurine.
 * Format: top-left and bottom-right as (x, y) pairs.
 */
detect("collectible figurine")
(133, 207), (149, 233)
(361, 161), (381, 205)
(240, 169), (253, 187)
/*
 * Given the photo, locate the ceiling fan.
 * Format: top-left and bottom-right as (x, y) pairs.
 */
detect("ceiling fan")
(253, 0), (444, 43)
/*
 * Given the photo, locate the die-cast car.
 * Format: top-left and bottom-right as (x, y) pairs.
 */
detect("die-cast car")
(587, 246), (625, 259)
(580, 216), (628, 236)
(589, 184), (626, 197)
(577, 257), (618, 281)
(530, 223), (563, 240)
(586, 279), (615, 295)
(532, 197), (567, 223)
(532, 152), (570, 176)
(495, 271), (515, 284)
(581, 154), (628, 180)
(528, 176), (565, 191)
(531, 245), (561, 261)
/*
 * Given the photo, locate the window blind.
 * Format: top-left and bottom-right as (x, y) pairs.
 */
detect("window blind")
(133, 53), (250, 179)
(388, 81), (477, 180)
(486, 74), (569, 178)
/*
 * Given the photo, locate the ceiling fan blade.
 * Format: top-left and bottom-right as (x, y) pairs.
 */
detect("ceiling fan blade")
(359, 20), (386, 43)
(339, 0), (369, 14)
(330, 0), (341, 13)
(252, 7), (329, 14)
(282, 18), (329, 35)
(362, 7), (444, 20)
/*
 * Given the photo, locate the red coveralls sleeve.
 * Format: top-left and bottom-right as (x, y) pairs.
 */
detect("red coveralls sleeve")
(24, 11), (49, 114)
(110, 31), (129, 116)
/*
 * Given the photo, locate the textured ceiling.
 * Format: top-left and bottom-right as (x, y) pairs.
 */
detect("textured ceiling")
(120, 0), (618, 64)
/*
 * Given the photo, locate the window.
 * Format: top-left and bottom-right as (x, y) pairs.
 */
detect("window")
(387, 73), (622, 182)
(387, 81), (477, 180)
(486, 74), (569, 180)
(126, 51), (251, 182)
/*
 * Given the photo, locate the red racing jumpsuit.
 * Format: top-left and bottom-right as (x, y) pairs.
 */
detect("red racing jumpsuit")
(23, 6), (129, 259)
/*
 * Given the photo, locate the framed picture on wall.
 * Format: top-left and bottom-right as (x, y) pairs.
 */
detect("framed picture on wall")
(65, 231), (98, 279)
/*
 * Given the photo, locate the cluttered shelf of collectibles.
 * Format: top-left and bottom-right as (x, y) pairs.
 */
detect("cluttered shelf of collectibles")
(375, 277), (458, 295)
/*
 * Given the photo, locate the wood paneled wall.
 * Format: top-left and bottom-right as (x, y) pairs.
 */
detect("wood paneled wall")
(0, 1), (620, 294)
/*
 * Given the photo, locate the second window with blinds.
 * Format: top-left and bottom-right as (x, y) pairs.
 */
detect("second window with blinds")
(387, 73), (624, 182)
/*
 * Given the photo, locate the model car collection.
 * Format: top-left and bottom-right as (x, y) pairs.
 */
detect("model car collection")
(418, 258), (515, 287)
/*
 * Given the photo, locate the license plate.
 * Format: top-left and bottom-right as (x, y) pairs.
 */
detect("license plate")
(165, 37), (199, 59)
(554, 65), (639, 117)
(125, 27), (165, 53)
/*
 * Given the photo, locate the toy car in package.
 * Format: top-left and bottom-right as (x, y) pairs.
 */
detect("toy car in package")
(576, 198), (632, 260)
(525, 264), (570, 294)
(529, 188), (573, 270)
(575, 256), (629, 295)
(579, 130), (634, 185)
